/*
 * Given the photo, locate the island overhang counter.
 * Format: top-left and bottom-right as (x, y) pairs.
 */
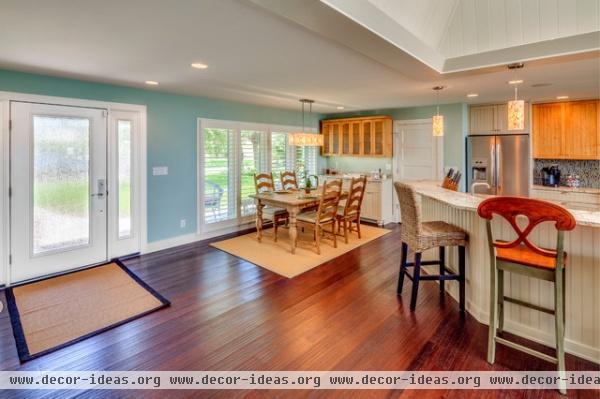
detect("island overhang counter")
(401, 181), (600, 364)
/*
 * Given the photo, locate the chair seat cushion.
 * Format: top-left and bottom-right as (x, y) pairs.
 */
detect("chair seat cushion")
(496, 244), (566, 269)
(297, 211), (333, 224)
(262, 207), (288, 217)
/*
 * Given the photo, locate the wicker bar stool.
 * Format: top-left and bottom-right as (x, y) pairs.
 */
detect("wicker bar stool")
(394, 182), (468, 312)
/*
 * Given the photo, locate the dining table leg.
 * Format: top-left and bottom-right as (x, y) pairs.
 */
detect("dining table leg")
(255, 200), (264, 243)
(288, 206), (298, 254)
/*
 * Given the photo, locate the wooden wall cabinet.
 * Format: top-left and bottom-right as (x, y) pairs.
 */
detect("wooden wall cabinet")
(470, 103), (529, 134)
(321, 116), (392, 157)
(532, 100), (599, 160)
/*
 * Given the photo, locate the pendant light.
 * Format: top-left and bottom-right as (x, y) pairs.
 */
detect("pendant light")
(507, 63), (525, 131)
(289, 99), (323, 146)
(432, 86), (444, 137)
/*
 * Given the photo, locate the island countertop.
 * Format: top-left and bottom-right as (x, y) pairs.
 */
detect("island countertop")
(404, 180), (600, 228)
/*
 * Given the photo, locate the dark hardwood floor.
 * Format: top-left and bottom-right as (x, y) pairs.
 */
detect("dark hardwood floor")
(0, 224), (597, 398)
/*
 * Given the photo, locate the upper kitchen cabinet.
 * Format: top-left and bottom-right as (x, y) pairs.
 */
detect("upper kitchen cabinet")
(321, 116), (392, 157)
(532, 100), (599, 160)
(469, 103), (529, 135)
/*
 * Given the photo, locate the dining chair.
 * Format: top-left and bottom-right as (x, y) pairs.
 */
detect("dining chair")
(254, 173), (288, 242)
(296, 179), (342, 254)
(477, 197), (576, 395)
(336, 176), (367, 243)
(280, 171), (298, 191)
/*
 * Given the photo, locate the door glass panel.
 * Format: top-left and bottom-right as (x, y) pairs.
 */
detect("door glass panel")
(117, 120), (132, 238)
(33, 116), (90, 254)
(203, 128), (232, 224)
(240, 130), (265, 217)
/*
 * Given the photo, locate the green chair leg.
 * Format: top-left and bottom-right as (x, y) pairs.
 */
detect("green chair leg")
(555, 269), (567, 395)
(498, 269), (504, 333)
(487, 261), (498, 364)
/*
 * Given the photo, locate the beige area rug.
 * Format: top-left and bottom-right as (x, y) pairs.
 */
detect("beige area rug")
(6, 261), (170, 362)
(210, 224), (391, 278)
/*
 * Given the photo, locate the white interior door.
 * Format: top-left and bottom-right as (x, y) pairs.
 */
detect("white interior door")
(10, 102), (108, 283)
(392, 119), (443, 222)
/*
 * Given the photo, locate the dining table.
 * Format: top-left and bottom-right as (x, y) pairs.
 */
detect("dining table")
(250, 189), (346, 254)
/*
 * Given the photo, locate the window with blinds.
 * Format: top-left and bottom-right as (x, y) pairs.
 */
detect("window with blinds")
(199, 120), (318, 231)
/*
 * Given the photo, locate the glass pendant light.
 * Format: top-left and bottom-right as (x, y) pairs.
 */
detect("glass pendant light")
(507, 62), (525, 131)
(432, 86), (444, 137)
(508, 84), (525, 130)
(289, 99), (323, 146)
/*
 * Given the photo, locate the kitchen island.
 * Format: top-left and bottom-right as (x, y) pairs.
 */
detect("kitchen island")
(404, 181), (600, 364)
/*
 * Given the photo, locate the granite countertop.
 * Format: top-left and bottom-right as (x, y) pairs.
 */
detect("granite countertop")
(404, 180), (600, 228)
(532, 185), (600, 195)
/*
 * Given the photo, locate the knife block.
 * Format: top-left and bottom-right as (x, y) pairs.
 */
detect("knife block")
(441, 177), (459, 191)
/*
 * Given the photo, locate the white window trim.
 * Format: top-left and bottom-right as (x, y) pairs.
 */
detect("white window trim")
(197, 118), (318, 234)
(0, 91), (147, 286)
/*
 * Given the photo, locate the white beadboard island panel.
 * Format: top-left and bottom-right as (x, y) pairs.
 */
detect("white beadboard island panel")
(403, 181), (600, 363)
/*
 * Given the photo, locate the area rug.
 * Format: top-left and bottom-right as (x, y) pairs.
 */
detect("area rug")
(5, 260), (170, 362)
(210, 224), (391, 278)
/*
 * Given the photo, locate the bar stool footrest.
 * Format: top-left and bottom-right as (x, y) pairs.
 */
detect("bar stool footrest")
(504, 296), (556, 315)
(495, 337), (558, 364)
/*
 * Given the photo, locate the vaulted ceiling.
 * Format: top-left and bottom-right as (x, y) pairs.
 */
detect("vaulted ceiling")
(0, 0), (598, 113)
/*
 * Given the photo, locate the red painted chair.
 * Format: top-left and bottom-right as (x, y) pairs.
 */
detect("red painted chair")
(477, 196), (576, 394)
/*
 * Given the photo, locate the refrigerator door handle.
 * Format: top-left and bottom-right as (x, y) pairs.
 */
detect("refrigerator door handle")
(490, 143), (496, 188)
(496, 142), (501, 190)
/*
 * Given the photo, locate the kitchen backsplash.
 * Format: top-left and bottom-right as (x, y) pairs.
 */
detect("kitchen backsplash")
(534, 159), (600, 188)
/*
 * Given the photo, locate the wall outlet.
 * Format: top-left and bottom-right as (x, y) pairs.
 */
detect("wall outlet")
(153, 166), (168, 176)
(180, 219), (186, 228)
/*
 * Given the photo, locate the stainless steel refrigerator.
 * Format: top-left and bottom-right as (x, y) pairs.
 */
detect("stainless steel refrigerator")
(467, 134), (530, 196)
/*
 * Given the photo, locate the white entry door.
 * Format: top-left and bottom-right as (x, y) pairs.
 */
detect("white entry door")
(10, 102), (108, 282)
(392, 119), (443, 222)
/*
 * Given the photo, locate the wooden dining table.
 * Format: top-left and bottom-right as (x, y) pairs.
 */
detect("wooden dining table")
(250, 189), (346, 254)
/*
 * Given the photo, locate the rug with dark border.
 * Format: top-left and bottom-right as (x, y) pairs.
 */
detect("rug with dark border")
(5, 259), (170, 363)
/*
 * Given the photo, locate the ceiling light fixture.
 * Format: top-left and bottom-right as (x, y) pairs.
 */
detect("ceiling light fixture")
(432, 86), (445, 137)
(556, 95), (569, 100)
(467, 93), (479, 98)
(336, 106), (345, 110)
(145, 80), (159, 86)
(191, 63), (208, 69)
(289, 99), (323, 147)
(507, 63), (525, 131)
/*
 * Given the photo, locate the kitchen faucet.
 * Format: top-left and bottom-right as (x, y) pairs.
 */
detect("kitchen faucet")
(471, 182), (491, 194)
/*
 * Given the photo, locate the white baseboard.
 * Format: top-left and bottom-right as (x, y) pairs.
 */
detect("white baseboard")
(143, 222), (255, 254)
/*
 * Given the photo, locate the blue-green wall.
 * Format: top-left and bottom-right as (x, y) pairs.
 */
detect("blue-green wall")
(0, 69), (322, 242)
(323, 103), (468, 190)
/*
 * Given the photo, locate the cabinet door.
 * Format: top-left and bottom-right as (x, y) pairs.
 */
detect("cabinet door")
(363, 121), (372, 155)
(532, 103), (564, 159)
(564, 100), (598, 159)
(351, 121), (361, 155)
(341, 122), (351, 155)
(373, 119), (384, 156)
(331, 123), (340, 155)
(469, 105), (496, 134)
(321, 123), (331, 155)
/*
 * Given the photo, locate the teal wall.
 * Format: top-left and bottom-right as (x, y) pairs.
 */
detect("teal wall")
(323, 103), (468, 190)
(0, 69), (322, 242)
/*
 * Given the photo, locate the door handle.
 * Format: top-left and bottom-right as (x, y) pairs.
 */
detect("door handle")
(496, 144), (501, 189)
(91, 179), (106, 197)
(490, 144), (496, 188)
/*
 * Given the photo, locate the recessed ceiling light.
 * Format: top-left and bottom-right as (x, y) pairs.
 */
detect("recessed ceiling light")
(508, 80), (524, 85)
(145, 80), (159, 86)
(556, 95), (569, 100)
(336, 106), (345, 110)
(191, 63), (208, 69)
(466, 93), (479, 98)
